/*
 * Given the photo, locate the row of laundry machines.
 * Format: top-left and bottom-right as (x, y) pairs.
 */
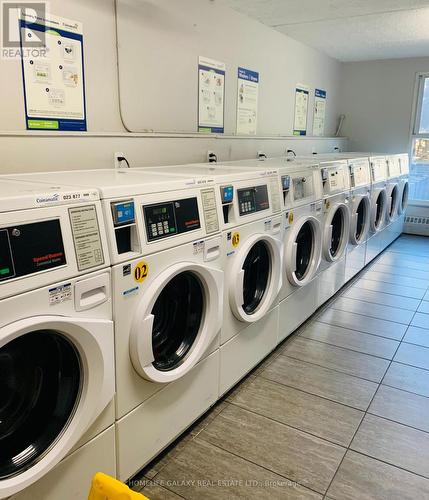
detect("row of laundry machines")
(0, 151), (409, 499)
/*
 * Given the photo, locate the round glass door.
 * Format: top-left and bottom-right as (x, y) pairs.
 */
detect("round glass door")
(151, 272), (204, 371)
(329, 209), (345, 258)
(242, 241), (270, 314)
(375, 192), (385, 229)
(0, 331), (81, 479)
(355, 198), (368, 242)
(389, 186), (398, 219)
(295, 221), (314, 280)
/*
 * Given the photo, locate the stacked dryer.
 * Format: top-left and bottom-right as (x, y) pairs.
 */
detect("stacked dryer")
(0, 179), (115, 500)
(138, 164), (283, 396)
(3, 169), (224, 483)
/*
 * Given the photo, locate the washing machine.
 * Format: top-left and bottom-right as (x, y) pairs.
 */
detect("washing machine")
(0, 179), (115, 500)
(344, 157), (372, 281)
(383, 154), (402, 248)
(138, 164), (283, 396)
(366, 156), (389, 264)
(3, 169), (224, 482)
(398, 153), (410, 217)
(316, 160), (351, 307)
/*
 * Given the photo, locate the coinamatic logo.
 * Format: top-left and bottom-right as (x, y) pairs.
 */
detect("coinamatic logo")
(36, 193), (59, 204)
(1, 2), (47, 59)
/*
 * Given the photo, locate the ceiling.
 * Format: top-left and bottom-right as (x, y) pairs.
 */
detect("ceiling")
(221, 0), (429, 62)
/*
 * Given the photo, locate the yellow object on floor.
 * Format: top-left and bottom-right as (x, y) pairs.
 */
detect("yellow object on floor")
(88, 472), (149, 500)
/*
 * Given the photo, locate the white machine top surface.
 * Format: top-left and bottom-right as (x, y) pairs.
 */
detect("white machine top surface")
(0, 178), (100, 212)
(141, 163), (276, 181)
(3, 169), (214, 199)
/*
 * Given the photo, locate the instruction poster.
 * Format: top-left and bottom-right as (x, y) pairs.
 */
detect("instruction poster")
(236, 67), (259, 135)
(198, 56), (225, 133)
(313, 88), (327, 136)
(293, 84), (310, 136)
(19, 12), (86, 131)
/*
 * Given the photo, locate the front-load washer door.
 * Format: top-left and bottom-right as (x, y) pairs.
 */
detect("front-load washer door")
(350, 195), (370, 245)
(370, 188), (387, 232)
(387, 184), (399, 222)
(130, 262), (223, 384)
(323, 203), (351, 262)
(285, 216), (322, 287)
(399, 180), (409, 215)
(0, 316), (113, 498)
(229, 234), (282, 323)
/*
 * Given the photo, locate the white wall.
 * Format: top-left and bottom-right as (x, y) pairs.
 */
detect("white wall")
(340, 57), (429, 153)
(0, 0), (346, 174)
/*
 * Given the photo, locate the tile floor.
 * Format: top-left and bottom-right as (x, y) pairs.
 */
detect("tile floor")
(132, 234), (429, 500)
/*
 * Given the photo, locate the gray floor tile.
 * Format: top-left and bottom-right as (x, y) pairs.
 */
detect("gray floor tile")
(331, 296), (414, 325)
(404, 326), (429, 348)
(351, 414), (429, 478)
(300, 322), (399, 359)
(139, 482), (184, 499)
(394, 342), (429, 370)
(418, 301), (429, 314)
(377, 252), (429, 270)
(155, 438), (322, 500)
(281, 337), (389, 382)
(352, 277), (426, 299)
(317, 308), (407, 340)
(412, 312), (429, 329)
(369, 385), (429, 432)
(327, 450), (429, 500)
(261, 355), (378, 410)
(383, 362), (429, 397)
(363, 270), (429, 289)
(199, 404), (345, 494)
(370, 262), (429, 281)
(230, 376), (363, 447)
(343, 286), (420, 311)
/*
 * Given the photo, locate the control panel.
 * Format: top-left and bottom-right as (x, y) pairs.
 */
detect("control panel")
(321, 164), (348, 194)
(370, 157), (388, 182)
(144, 197), (201, 242)
(387, 157), (401, 178)
(237, 185), (269, 216)
(349, 161), (371, 189)
(0, 220), (66, 282)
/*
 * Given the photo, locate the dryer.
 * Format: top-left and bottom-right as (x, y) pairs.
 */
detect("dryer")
(316, 160), (351, 307)
(344, 157), (372, 281)
(138, 164), (283, 396)
(366, 156), (389, 264)
(0, 179), (115, 500)
(4, 169), (224, 482)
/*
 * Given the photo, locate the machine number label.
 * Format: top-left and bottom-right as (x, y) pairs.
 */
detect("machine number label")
(288, 211), (294, 224)
(232, 232), (240, 248)
(134, 261), (149, 283)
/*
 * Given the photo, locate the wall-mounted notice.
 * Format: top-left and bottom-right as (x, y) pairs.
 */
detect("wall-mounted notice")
(312, 89), (327, 136)
(19, 12), (86, 131)
(293, 84), (310, 136)
(236, 67), (259, 135)
(198, 56), (225, 133)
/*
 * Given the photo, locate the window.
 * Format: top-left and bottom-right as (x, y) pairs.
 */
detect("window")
(411, 74), (429, 201)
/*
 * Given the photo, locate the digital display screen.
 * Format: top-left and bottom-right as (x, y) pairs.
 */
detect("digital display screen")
(0, 229), (15, 281)
(111, 200), (135, 226)
(237, 185), (269, 216)
(221, 185), (234, 204)
(144, 197), (200, 242)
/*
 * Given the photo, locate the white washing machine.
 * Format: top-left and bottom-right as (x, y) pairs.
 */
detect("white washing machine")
(383, 154), (403, 248)
(398, 153), (410, 217)
(344, 157), (372, 281)
(0, 179), (115, 500)
(139, 164), (283, 396)
(366, 156), (389, 265)
(4, 169), (224, 482)
(316, 160), (351, 307)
